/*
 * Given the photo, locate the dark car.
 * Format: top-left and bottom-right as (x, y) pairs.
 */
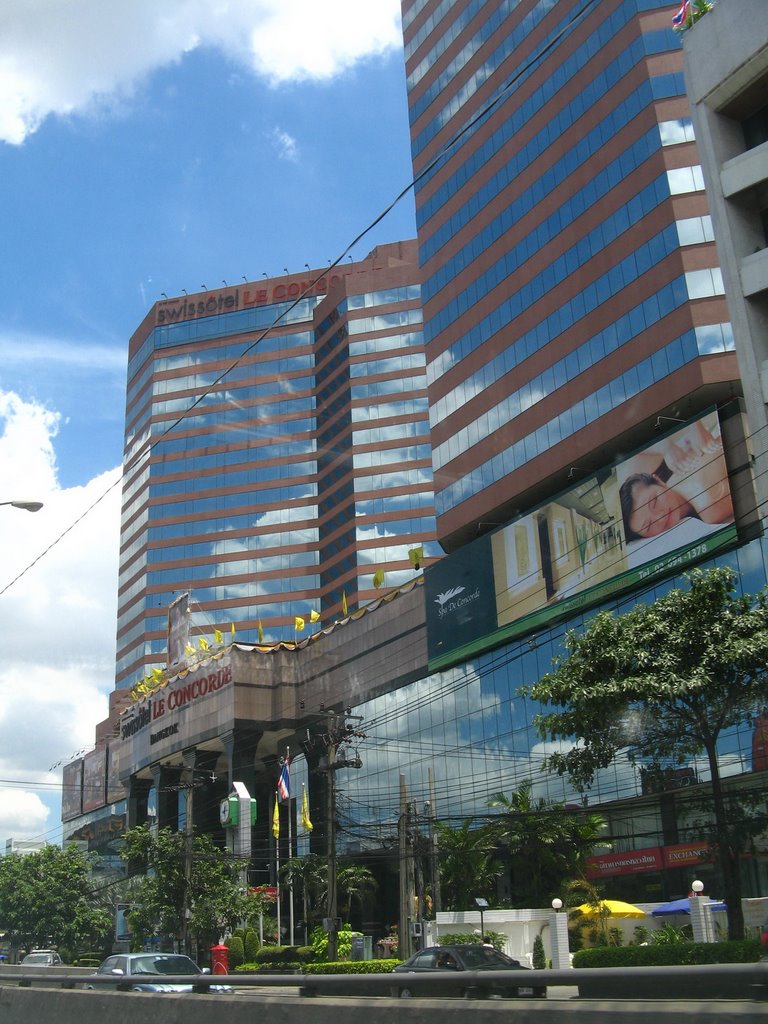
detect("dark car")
(391, 943), (546, 999)
(93, 952), (230, 993)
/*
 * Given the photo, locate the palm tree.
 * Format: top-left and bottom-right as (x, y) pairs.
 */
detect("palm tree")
(487, 781), (607, 907)
(337, 863), (378, 927)
(434, 818), (502, 910)
(281, 854), (327, 941)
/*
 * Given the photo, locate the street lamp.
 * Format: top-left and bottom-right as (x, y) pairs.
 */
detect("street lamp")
(551, 897), (563, 911)
(691, 879), (704, 896)
(475, 896), (489, 938)
(0, 500), (43, 513)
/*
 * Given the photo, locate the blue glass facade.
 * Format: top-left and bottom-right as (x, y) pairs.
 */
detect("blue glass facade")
(405, 0), (738, 549)
(331, 534), (768, 902)
(328, 0), (767, 899)
(116, 245), (439, 688)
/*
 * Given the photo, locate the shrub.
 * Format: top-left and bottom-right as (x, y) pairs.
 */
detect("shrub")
(225, 934), (244, 967)
(244, 928), (260, 962)
(572, 939), (761, 969)
(632, 925), (649, 946)
(303, 959), (400, 975)
(651, 923), (690, 945)
(310, 924), (357, 961)
(255, 944), (301, 964)
(532, 934), (546, 970)
(439, 932), (481, 946)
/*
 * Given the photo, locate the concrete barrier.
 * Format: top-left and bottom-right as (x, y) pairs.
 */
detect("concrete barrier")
(0, 987), (765, 1024)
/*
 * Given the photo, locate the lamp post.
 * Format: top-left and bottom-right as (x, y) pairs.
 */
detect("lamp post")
(474, 896), (489, 939)
(550, 896), (571, 969)
(0, 501), (43, 512)
(689, 879), (715, 943)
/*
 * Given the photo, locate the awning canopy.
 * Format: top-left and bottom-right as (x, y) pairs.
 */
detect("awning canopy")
(652, 897), (727, 916)
(573, 899), (645, 919)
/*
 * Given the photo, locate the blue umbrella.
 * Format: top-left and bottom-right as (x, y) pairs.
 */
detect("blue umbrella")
(652, 897), (727, 915)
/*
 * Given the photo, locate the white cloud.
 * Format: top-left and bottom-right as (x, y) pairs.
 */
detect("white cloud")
(0, 390), (120, 845)
(0, 331), (126, 374)
(0, 790), (49, 840)
(269, 126), (299, 162)
(0, 0), (403, 145)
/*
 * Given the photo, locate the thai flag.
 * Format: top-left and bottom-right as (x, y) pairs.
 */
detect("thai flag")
(277, 760), (290, 801)
(673, 1), (691, 26)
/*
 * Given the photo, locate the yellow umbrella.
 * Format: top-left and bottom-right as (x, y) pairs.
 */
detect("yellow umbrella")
(573, 899), (645, 919)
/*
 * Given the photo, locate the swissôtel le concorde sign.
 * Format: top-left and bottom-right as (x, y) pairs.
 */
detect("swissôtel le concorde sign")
(119, 658), (233, 760)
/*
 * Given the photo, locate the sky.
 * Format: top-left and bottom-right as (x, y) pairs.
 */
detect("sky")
(0, 0), (417, 849)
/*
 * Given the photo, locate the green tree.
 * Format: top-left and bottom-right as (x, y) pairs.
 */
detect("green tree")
(337, 862), (378, 925)
(0, 844), (111, 954)
(434, 817), (502, 910)
(120, 825), (245, 952)
(523, 567), (768, 940)
(487, 780), (607, 907)
(281, 854), (327, 937)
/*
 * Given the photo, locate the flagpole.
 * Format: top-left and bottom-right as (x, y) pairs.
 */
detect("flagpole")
(275, 791), (281, 946)
(287, 747), (295, 946)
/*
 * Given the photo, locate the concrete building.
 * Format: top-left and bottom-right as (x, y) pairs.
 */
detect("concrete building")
(4, 839), (47, 856)
(683, 0), (768, 518)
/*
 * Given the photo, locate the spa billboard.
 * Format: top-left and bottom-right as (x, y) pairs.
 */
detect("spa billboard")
(426, 411), (737, 669)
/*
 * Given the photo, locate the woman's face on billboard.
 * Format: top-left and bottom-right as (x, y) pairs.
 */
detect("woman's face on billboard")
(627, 480), (688, 539)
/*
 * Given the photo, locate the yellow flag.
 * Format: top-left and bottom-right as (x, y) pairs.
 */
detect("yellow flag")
(373, 568), (385, 589)
(151, 666), (164, 681)
(301, 785), (313, 832)
(198, 636), (210, 651)
(272, 797), (280, 839)
(258, 619), (264, 643)
(342, 591), (348, 616)
(184, 642), (196, 657)
(309, 609), (320, 623)
(230, 622), (236, 638)
(214, 628), (223, 645)
(294, 616), (305, 632)
(408, 546), (423, 570)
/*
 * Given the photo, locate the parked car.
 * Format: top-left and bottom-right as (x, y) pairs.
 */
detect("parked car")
(93, 952), (231, 993)
(391, 943), (546, 999)
(760, 921), (768, 960)
(21, 949), (63, 966)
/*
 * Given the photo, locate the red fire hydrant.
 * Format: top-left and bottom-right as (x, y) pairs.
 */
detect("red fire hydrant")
(210, 943), (229, 975)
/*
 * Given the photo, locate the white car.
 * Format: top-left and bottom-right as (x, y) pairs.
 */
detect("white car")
(21, 949), (63, 966)
(94, 952), (231, 993)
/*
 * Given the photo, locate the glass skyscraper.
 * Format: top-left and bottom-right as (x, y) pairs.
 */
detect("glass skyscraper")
(403, 0), (737, 550)
(116, 241), (439, 689)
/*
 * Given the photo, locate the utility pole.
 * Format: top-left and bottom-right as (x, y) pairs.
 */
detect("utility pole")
(428, 767), (441, 914)
(325, 725), (339, 961)
(399, 775), (417, 960)
(181, 751), (196, 957)
(318, 710), (364, 962)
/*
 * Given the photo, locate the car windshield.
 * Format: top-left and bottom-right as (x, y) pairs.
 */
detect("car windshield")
(459, 947), (514, 969)
(23, 953), (54, 964)
(132, 955), (200, 977)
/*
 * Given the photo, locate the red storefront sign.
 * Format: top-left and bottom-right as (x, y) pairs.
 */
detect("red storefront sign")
(586, 847), (663, 878)
(586, 841), (714, 879)
(661, 842), (713, 868)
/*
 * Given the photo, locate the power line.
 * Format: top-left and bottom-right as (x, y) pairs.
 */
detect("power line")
(0, 0), (600, 600)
